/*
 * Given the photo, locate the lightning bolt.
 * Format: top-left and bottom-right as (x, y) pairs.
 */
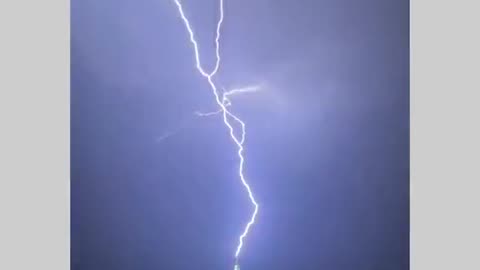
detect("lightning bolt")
(172, 0), (259, 265)
(195, 85), (260, 117)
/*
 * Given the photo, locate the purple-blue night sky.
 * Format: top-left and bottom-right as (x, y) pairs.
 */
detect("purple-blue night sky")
(71, 0), (409, 270)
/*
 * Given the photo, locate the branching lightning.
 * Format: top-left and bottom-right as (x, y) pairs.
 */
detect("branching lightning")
(195, 85), (260, 117)
(172, 0), (259, 265)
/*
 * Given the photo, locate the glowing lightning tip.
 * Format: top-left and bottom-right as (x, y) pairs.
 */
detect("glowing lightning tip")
(233, 257), (240, 270)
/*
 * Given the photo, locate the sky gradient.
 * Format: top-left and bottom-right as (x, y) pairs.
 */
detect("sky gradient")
(71, 0), (409, 269)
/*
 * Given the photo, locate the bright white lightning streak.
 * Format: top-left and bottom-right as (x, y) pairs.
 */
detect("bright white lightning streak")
(195, 85), (260, 117)
(223, 85), (261, 98)
(173, 0), (259, 261)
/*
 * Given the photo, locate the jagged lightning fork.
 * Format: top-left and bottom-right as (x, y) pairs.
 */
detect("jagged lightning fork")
(172, 0), (259, 265)
(195, 85), (260, 117)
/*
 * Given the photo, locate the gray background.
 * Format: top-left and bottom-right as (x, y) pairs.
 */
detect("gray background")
(0, 0), (69, 269)
(1, 0), (479, 270)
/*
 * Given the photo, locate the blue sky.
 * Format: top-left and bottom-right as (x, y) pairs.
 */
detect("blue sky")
(71, 0), (409, 269)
